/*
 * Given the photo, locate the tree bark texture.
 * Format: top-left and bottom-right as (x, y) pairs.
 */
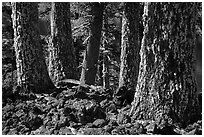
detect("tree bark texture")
(49, 2), (78, 86)
(102, 8), (110, 89)
(11, 2), (55, 93)
(80, 3), (104, 85)
(130, 2), (200, 127)
(119, 3), (142, 90)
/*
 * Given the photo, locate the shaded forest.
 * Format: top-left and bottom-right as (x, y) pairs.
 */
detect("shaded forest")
(2, 2), (202, 135)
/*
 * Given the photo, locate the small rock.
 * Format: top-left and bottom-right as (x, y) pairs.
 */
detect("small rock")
(158, 125), (179, 135)
(93, 119), (107, 128)
(58, 127), (74, 135)
(185, 124), (194, 132)
(142, 121), (150, 127)
(104, 125), (114, 133)
(74, 90), (88, 99)
(146, 122), (157, 133)
(129, 122), (145, 135)
(70, 122), (82, 129)
(117, 113), (131, 124)
(82, 128), (108, 135)
(28, 115), (43, 130)
(32, 106), (43, 115)
(67, 113), (77, 122)
(173, 127), (186, 135)
(92, 106), (106, 119)
(108, 119), (119, 127)
(187, 129), (197, 135)
(7, 128), (18, 135)
(106, 103), (117, 113)
(124, 123), (133, 128)
(86, 123), (94, 128)
(192, 122), (200, 129)
(100, 99), (109, 108)
(63, 107), (72, 116)
(57, 99), (65, 109)
(30, 126), (50, 135)
(111, 126), (126, 135)
(6, 118), (14, 126)
(2, 126), (10, 135)
(16, 109), (24, 117)
(58, 116), (70, 128)
(106, 112), (117, 121)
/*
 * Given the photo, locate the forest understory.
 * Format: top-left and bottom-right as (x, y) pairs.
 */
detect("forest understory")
(2, 83), (202, 135)
(2, 2), (202, 135)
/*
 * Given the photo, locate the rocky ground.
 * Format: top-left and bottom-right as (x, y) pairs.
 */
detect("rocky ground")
(2, 85), (202, 135)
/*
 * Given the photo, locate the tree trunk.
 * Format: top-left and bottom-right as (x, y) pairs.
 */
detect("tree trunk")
(102, 8), (110, 89)
(80, 3), (104, 85)
(11, 2), (55, 93)
(119, 3), (142, 90)
(130, 2), (200, 127)
(49, 2), (78, 86)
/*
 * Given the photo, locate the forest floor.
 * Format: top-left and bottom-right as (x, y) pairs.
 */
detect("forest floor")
(2, 84), (202, 135)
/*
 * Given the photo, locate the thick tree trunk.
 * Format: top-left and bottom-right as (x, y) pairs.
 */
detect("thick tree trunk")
(130, 3), (200, 127)
(80, 3), (104, 85)
(49, 2), (78, 86)
(11, 2), (55, 93)
(119, 3), (142, 90)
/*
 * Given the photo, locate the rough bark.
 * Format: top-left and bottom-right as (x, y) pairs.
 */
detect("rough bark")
(119, 3), (142, 90)
(80, 3), (104, 85)
(102, 8), (110, 89)
(130, 2), (200, 127)
(195, 35), (202, 94)
(11, 2), (55, 93)
(49, 2), (78, 86)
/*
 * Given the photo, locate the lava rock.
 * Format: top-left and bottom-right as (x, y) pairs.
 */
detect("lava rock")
(106, 113), (117, 121)
(104, 125), (114, 133)
(66, 113), (77, 122)
(72, 99), (96, 113)
(27, 114), (43, 130)
(100, 99), (109, 108)
(157, 125), (180, 135)
(106, 103), (117, 113)
(187, 129), (197, 135)
(92, 106), (106, 119)
(76, 110), (87, 124)
(74, 91), (88, 99)
(117, 113), (131, 124)
(16, 109), (25, 117)
(129, 122), (145, 135)
(2, 126), (10, 135)
(58, 116), (70, 128)
(30, 126), (50, 135)
(63, 107), (73, 116)
(81, 128), (109, 135)
(146, 122), (157, 133)
(32, 106), (43, 115)
(111, 126), (127, 135)
(85, 123), (95, 128)
(105, 88), (114, 99)
(58, 127), (74, 135)
(108, 119), (119, 127)
(93, 119), (107, 128)
(100, 99), (117, 113)
(7, 128), (18, 135)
